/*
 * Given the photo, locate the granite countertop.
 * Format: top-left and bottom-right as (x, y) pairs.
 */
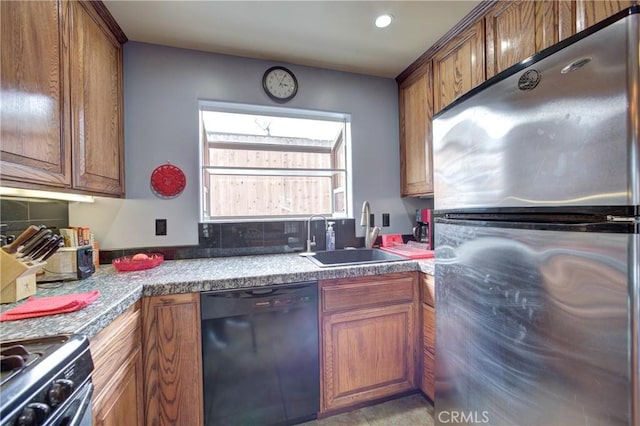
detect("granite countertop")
(0, 253), (434, 341)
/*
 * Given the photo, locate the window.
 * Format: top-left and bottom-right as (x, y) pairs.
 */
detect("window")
(199, 102), (351, 221)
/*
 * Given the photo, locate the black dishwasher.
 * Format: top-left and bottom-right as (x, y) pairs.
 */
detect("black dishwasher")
(201, 281), (319, 426)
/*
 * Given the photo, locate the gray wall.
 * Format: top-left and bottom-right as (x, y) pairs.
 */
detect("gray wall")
(70, 42), (428, 250)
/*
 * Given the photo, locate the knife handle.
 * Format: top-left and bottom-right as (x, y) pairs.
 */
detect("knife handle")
(17, 228), (52, 258)
(1, 225), (42, 254)
(39, 236), (64, 262)
(28, 235), (57, 261)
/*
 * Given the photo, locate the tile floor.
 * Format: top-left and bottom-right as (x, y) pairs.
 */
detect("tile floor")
(297, 394), (435, 426)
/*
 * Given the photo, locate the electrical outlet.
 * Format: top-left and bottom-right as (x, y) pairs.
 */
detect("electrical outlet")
(382, 213), (390, 227)
(369, 213), (375, 227)
(155, 219), (167, 236)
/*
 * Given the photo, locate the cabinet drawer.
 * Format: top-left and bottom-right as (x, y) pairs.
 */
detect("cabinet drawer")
(321, 273), (415, 312)
(90, 302), (141, 398)
(421, 274), (435, 307)
(422, 303), (435, 353)
(422, 347), (435, 400)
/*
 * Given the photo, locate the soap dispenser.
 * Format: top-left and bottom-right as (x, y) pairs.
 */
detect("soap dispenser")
(326, 221), (335, 251)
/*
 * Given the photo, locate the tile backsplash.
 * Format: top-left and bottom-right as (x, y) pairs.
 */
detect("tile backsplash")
(100, 218), (360, 264)
(0, 197), (69, 236)
(199, 218), (359, 253)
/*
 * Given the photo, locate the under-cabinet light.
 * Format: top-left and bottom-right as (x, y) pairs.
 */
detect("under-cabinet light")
(0, 187), (95, 203)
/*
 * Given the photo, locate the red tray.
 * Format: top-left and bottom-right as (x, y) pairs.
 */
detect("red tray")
(112, 253), (164, 272)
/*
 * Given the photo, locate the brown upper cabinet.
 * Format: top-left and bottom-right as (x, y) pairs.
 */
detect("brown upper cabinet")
(397, 0), (637, 197)
(432, 19), (485, 114)
(399, 62), (434, 196)
(485, 1), (560, 78)
(574, 0), (637, 34)
(70, 1), (125, 195)
(1, 0), (72, 188)
(1, 0), (126, 197)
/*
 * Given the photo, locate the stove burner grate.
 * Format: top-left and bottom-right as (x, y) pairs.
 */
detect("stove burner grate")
(0, 344), (40, 386)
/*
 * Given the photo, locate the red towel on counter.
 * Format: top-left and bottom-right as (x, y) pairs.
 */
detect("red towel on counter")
(0, 291), (100, 322)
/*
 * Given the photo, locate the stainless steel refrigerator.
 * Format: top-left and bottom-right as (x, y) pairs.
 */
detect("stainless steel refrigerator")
(432, 6), (639, 426)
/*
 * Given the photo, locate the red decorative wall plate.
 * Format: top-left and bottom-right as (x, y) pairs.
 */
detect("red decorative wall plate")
(150, 164), (186, 198)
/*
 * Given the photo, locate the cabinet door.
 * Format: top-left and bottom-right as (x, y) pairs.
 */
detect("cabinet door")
(91, 302), (144, 426)
(0, 0), (71, 187)
(485, 1), (559, 78)
(321, 303), (417, 412)
(575, 0), (636, 32)
(433, 20), (485, 113)
(399, 62), (433, 196)
(70, 1), (124, 195)
(143, 293), (204, 426)
(558, 0), (636, 39)
(93, 348), (144, 426)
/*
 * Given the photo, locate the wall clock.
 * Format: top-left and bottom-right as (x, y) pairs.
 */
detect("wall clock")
(262, 66), (298, 103)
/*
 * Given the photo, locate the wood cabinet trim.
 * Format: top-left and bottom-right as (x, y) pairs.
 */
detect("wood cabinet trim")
(421, 274), (435, 307)
(421, 347), (435, 400)
(86, 0), (128, 44)
(422, 303), (435, 354)
(396, 0), (498, 83)
(398, 61), (431, 89)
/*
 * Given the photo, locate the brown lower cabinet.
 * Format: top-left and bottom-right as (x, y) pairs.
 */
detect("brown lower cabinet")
(142, 293), (204, 426)
(90, 302), (144, 426)
(420, 273), (436, 400)
(319, 272), (419, 414)
(91, 272), (427, 424)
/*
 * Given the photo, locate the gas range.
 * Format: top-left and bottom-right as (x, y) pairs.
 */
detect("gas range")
(0, 335), (94, 426)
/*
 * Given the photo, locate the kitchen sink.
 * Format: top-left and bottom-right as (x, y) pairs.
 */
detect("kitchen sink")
(305, 248), (407, 267)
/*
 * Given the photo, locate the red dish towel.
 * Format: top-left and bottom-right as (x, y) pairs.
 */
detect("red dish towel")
(0, 291), (100, 322)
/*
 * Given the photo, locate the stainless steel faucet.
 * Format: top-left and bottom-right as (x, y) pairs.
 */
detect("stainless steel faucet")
(360, 201), (381, 248)
(299, 214), (328, 256)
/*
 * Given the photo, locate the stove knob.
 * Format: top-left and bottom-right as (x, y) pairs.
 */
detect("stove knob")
(17, 402), (50, 426)
(47, 379), (74, 407)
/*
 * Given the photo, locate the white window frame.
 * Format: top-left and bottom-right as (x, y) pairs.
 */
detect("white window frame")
(198, 100), (353, 222)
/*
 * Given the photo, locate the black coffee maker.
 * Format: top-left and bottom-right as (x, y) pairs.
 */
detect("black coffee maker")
(412, 208), (433, 249)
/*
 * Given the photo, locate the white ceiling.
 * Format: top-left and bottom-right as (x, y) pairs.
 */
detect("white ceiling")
(103, 1), (482, 78)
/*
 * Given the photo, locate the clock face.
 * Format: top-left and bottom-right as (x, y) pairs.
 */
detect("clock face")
(263, 66), (298, 102)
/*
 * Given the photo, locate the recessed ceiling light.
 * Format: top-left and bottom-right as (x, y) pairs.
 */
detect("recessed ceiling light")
(375, 14), (393, 29)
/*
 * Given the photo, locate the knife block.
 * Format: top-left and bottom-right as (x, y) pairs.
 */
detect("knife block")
(0, 250), (44, 303)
